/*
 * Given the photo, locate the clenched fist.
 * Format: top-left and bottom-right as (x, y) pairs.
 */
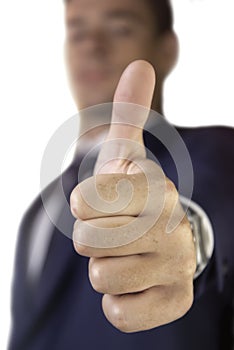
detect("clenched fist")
(70, 60), (196, 333)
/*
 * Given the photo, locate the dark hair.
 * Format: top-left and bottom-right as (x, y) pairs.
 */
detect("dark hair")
(147, 0), (173, 35)
(63, 0), (173, 35)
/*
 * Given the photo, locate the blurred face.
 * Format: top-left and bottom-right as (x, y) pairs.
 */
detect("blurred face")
(64, 0), (160, 110)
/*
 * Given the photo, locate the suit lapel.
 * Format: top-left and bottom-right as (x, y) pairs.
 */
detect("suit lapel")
(31, 162), (79, 316)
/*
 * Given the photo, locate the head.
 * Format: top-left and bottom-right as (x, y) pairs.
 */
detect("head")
(63, 0), (178, 114)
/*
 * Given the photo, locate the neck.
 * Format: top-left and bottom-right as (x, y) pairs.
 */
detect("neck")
(78, 103), (112, 136)
(73, 104), (112, 158)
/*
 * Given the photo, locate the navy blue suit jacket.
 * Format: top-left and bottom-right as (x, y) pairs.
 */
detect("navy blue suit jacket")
(9, 125), (234, 350)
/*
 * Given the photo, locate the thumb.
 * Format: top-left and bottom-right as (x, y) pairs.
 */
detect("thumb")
(95, 60), (156, 174)
(108, 59), (156, 143)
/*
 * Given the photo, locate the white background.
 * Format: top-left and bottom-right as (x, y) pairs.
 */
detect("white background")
(0, 0), (234, 348)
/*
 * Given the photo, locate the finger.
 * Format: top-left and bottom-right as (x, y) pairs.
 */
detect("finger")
(102, 282), (194, 333)
(73, 212), (192, 259)
(88, 254), (179, 295)
(71, 162), (167, 220)
(70, 172), (149, 220)
(73, 215), (156, 258)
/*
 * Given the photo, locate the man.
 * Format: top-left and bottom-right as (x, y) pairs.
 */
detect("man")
(9, 0), (234, 349)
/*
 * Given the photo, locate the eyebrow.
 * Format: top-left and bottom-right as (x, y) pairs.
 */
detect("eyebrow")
(66, 9), (144, 28)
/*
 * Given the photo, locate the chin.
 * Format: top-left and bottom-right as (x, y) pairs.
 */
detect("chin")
(76, 94), (114, 110)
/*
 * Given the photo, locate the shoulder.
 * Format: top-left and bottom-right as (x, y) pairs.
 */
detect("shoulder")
(175, 125), (234, 163)
(176, 125), (234, 148)
(176, 125), (234, 146)
(172, 125), (234, 204)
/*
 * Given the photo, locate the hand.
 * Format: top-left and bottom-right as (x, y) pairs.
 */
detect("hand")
(70, 60), (196, 333)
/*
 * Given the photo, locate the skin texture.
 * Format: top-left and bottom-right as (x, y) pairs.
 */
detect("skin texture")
(66, 0), (196, 333)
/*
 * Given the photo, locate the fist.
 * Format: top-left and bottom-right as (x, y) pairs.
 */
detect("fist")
(70, 60), (196, 333)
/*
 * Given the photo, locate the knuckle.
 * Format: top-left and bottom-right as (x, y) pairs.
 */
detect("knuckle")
(110, 303), (128, 332)
(185, 257), (197, 278)
(169, 284), (194, 322)
(182, 232), (197, 278)
(102, 295), (129, 332)
(88, 259), (107, 293)
(70, 185), (89, 220)
(166, 178), (177, 195)
(171, 222), (197, 280)
(179, 287), (194, 316)
(70, 187), (79, 218)
(73, 242), (89, 257)
(164, 179), (179, 210)
(180, 216), (191, 232)
(176, 254), (197, 281)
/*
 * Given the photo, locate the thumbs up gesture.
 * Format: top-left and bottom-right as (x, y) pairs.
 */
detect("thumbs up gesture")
(70, 60), (196, 333)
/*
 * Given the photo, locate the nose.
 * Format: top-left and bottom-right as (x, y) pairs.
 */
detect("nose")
(82, 29), (110, 56)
